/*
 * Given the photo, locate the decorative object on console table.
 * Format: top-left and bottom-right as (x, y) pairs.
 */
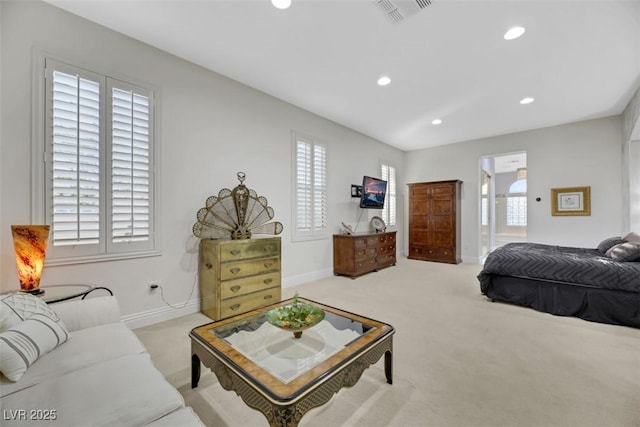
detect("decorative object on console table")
(192, 171), (283, 240)
(199, 237), (281, 320)
(333, 231), (396, 278)
(11, 225), (50, 296)
(551, 186), (591, 216)
(408, 180), (462, 264)
(371, 216), (386, 233)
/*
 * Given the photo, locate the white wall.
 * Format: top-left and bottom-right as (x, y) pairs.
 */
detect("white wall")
(0, 1), (404, 325)
(404, 116), (624, 262)
(622, 87), (640, 232)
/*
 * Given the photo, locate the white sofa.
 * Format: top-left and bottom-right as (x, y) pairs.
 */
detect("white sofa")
(0, 295), (203, 426)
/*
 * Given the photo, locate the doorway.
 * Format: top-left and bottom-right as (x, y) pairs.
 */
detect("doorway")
(480, 152), (527, 259)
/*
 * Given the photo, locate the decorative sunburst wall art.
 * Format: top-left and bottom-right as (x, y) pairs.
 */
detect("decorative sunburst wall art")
(192, 172), (283, 240)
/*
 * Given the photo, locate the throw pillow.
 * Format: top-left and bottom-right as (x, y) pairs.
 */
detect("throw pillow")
(596, 236), (625, 254)
(0, 313), (70, 381)
(605, 242), (640, 262)
(623, 232), (640, 243)
(0, 293), (60, 333)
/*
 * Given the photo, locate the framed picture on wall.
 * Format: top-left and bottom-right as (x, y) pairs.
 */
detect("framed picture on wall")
(551, 186), (591, 216)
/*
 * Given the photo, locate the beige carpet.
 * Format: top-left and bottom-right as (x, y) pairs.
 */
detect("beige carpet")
(135, 258), (640, 427)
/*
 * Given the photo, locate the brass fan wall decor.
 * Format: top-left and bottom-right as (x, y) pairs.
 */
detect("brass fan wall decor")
(192, 172), (283, 240)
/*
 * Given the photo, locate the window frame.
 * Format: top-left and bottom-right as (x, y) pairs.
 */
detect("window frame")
(32, 54), (160, 265)
(380, 162), (397, 227)
(291, 131), (328, 242)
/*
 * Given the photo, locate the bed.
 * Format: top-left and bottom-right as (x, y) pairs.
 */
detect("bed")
(478, 233), (640, 328)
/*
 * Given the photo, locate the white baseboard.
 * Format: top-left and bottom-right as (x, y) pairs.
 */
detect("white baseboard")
(124, 268), (338, 328)
(124, 298), (200, 329)
(462, 255), (483, 264)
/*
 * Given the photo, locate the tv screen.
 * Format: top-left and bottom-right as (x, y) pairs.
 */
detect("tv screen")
(360, 176), (387, 209)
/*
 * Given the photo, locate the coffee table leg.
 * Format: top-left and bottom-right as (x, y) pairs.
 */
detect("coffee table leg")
(384, 349), (393, 384)
(192, 354), (201, 388)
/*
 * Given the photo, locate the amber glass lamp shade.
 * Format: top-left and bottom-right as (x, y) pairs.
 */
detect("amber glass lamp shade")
(11, 225), (50, 295)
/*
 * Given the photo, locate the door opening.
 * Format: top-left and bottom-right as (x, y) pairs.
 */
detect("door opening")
(480, 152), (527, 258)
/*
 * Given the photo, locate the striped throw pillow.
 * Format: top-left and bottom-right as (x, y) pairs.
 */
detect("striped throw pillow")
(0, 313), (70, 381)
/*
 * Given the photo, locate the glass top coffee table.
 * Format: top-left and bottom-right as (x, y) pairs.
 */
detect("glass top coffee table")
(190, 297), (395, 427)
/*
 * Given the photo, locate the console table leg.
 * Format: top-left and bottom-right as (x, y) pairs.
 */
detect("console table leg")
(384, 349), (393, 384)
(192, 354), (201, 388)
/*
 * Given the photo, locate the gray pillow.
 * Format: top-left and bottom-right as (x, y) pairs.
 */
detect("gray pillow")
(605, 242), (640, 262)
(597, 236), (625, 254)
(623, 232), (640, 243)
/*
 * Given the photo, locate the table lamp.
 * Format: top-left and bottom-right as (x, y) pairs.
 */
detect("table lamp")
(11, 225), (50, 296)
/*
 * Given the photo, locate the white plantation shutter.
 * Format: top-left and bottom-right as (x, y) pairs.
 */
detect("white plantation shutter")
(294, 135), (327, 239)
(313, 144), (327, 231)
(47, 65), (104, 255)
(296, 140), (312, 231)
(381, 164), (396, 226)
(43, 58), (156, 262)
(109, 83), (151, 247)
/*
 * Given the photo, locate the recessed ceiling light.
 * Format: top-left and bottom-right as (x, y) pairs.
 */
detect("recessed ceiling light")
(520, 97), (535, 105)
(377, 76), (391, 86)
(272, 0), (291, 9)
(432, 119), (442, 125)
(504, 26), (525, 40)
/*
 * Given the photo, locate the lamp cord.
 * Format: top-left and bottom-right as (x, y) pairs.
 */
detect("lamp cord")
(157, 272), (198, 310)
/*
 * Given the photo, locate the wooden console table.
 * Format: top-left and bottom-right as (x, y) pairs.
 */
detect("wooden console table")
(333, 231), (396, 278)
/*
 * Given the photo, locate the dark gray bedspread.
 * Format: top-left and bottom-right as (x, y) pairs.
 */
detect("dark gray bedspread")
(478, 242), (640, 294)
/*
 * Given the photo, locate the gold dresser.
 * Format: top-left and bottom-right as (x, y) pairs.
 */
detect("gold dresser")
(199, 237), (281, 320)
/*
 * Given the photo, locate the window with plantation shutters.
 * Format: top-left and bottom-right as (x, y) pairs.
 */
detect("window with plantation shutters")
(381, 163), (396, 226)
(41, 58), (156, 262)
(293, 134), (327, 240)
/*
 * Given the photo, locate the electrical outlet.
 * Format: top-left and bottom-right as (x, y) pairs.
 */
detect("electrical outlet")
(148, 282), (159, 293)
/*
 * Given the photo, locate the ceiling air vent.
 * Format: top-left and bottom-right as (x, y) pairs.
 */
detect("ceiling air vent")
(376, 0), (432, 23)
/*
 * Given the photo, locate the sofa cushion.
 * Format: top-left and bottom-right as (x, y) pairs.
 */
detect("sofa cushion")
(1, 353), (186, 426)
(52, 295), (120, 332)
(0, 314), (70, 381)
(1, 322), (146, 397)
(0, 293), (60, 332)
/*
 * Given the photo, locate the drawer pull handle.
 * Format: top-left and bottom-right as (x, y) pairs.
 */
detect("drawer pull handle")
(205, 263), (213, 269)
(230, 249), (241, 256)
(230, 285), (241, 292)
(263, 278), (273, 284)
(230, 304), (240, 311)
(264, 295), (273, 300)
(264, 262), (273, 268)
(230, 267), (241, 274)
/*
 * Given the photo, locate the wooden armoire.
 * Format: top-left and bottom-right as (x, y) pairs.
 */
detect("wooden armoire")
(408, 180), (462, 264)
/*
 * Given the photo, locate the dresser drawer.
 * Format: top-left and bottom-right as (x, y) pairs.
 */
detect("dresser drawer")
(220, 239), (280, 262)
(377, 253), (396, 266)
(354, 257), (377, 274)
(221, 256), (280, 280)
(220, 287), (281, 319)
(220, 272), (280, 299)
(354, 247), (377, 261)
(353, 237), (367, 249)
(366, 236), (379, 246)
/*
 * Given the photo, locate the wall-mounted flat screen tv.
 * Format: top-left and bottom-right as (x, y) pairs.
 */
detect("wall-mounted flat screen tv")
(360, 176), (387, 209)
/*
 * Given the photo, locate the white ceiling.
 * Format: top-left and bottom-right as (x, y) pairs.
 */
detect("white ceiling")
(44, 0), (640, 152)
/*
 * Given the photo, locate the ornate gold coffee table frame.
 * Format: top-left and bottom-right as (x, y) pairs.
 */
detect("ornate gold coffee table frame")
(190, 297), (394, 427)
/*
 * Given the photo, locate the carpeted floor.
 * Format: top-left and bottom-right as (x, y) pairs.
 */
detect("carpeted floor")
(135, 258), (640, 427)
